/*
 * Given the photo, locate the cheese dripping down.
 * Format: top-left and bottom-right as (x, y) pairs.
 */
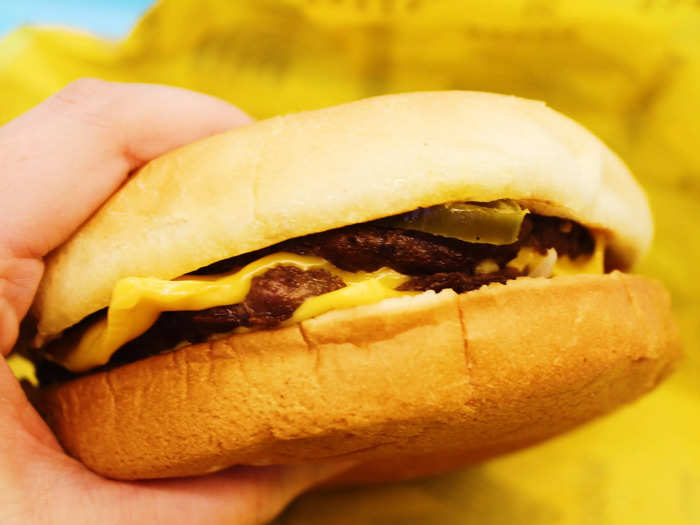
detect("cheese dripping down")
(50, 253), (413, 372)
(48, 235), (605, 373)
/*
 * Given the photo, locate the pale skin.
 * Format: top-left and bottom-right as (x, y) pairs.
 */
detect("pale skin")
(0, 79), (351, 525)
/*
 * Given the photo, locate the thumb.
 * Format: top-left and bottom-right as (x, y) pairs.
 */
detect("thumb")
(0, 80), (252, 353)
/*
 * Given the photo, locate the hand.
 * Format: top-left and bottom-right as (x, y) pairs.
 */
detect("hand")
(0, 79), (349, 525)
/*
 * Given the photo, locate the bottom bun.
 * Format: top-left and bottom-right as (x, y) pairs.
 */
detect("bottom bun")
(37, 272), (681, 481)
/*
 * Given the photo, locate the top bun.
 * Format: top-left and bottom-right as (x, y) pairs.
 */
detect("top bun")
(33, 91), (652, 339)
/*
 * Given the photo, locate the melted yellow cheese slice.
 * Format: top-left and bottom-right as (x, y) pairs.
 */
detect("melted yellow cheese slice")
(53, 253), (412, 372)
(52, 235), (606, 373)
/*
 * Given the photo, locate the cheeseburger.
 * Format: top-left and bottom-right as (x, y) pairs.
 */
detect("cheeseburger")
(29, 92), (680, 483)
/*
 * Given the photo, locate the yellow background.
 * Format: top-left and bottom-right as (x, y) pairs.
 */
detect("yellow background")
(2, 1), (699, 523)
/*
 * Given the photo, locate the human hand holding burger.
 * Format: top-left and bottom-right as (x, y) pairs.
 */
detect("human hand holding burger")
(1, 80), (681, 523)
(0, 79), (351, 525)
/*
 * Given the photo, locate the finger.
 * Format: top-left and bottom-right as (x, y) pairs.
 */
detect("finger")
(8, 454), (352, 525)
(1, 349), (349, 524)
(0, 80), (251, 351)
(0, 78), (252, 261)
(0, 356), (61, 455)
(0, 258), (43, 355)
(0, 298), (18, 357)
(101, 462), (354, 525)
(117, 462), (350, 525)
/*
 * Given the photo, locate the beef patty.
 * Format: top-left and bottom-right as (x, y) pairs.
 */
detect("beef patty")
(35, 213), (595, 385)
(195, 214), (593, 276)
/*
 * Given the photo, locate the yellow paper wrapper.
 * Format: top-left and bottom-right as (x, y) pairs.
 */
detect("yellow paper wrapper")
(1, 1), (698, 523)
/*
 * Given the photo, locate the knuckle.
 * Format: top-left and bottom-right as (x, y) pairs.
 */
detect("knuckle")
(55, 77), (111, 105)
(49, 78), (119, 128)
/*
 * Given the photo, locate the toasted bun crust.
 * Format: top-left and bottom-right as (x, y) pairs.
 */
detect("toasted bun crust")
(37, 273), (680, 481)
(33, 91), (652, 340)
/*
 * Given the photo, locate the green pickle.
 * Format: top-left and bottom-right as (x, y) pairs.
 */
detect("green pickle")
(386, 200), (528, 245)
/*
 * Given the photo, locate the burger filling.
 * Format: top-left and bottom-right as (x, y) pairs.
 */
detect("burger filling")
(35, 201), (606, 385)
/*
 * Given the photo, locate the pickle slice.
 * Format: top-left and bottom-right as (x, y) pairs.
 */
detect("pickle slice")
(384, 200), (528, 245)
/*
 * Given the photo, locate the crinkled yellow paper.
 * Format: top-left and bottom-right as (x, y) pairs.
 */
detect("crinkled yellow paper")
(1, 1), (699, 523)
